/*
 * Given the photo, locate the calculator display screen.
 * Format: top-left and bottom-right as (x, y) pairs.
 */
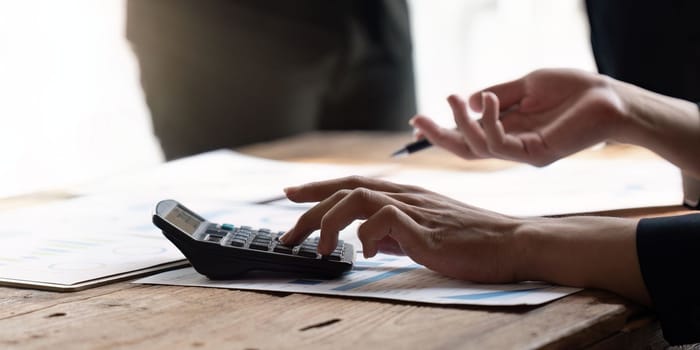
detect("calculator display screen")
(164, 206), (202, 235)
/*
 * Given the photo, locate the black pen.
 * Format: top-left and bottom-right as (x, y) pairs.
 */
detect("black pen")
(392, 104), (520, 158)
(390, 138), (432, 158)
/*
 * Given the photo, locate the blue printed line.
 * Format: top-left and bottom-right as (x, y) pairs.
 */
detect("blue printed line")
(442, 287), (545, 301)
(332, 266), (417, 291)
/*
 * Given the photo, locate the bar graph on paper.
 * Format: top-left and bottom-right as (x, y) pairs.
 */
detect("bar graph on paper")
(135, 254), (581, 306)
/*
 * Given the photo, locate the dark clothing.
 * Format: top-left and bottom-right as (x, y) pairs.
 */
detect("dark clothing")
(587, 1), (700, 208)
(586, 0), (700, 102)
(637, 214), (700, 345)
(587, 2), (700, 344)
(127, 0), (416, 160)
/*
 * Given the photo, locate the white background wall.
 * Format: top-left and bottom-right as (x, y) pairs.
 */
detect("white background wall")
(409, 0), (595, 119)
(0, 1), (160, 197)
(0, 0), (595, 198)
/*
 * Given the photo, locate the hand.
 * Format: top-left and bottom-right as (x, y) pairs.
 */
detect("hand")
(411, 68), (625, 166)
(279, 176), (649, 304)
(279, 176), (524, 283)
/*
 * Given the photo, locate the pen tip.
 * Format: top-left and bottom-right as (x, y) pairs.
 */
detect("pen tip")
(390, 149), (408, 158)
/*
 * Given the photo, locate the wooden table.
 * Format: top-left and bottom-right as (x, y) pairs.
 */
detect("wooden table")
(1, 132), (690, 349)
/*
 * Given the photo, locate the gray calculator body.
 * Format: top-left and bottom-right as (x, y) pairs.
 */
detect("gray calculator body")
(153, 199), (354, 279)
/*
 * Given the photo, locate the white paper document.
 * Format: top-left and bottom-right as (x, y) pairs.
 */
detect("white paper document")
(0, 195), (308, 291)
(135, 254), (580, 306)
(384, 158), (682, 216)
(69, 149), (683, 216)
(72, 149), (395, 203)
(3, 149), (684, 293)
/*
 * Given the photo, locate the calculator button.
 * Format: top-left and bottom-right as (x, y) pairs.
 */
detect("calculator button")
(255, 233), (272, 240)
(253, 236), (271, 243)
(301, 241), (317, 248)
(249, 241), (270, 251)
(273, 245), (294, 254)
(229, 239), (246, 247)
(322, 254), (341, 261)
(205, 235), (223, 243)
(297, 248), (319, 258)
(234, 232), (250, 240)
(221, 223), (235, 231)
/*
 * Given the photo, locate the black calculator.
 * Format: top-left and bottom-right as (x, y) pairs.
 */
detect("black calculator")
(152, 199), (355, 279)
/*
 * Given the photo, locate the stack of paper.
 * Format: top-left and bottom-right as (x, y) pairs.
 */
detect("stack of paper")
(1, 148), (684, 303)
(0, 196), (308, 291)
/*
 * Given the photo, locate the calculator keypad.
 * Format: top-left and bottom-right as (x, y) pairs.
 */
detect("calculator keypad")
(207, 224), (345, 261)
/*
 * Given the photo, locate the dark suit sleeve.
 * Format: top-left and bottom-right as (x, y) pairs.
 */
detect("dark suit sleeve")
(637, 214), (700, 345)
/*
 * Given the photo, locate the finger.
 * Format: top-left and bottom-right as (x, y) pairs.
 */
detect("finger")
(409, 115), (479, 159)
(479, 91), (505, 145)
(285, 176), (410, 203)
(280, 189), (351, 245)
(412, 126), (424, 141)
(356, 204), (424, 259)
(408, 114), (426, 140)
(317, 188), (406, 255)
(479, 91), (528, 160)
(282, 182), (433, 246)
(375, 235), (405, 256)
(448, 95), (490, 157)
(469, 77), (526, 113)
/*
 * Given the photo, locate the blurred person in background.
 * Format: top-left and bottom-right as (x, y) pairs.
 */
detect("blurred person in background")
(126, 0), (416, 160)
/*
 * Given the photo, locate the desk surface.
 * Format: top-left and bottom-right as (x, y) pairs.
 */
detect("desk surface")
(1, 132), (686, 349)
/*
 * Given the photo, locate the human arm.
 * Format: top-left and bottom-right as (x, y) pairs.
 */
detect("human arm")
(613, 81), (700, 178)
(280, 176), (700, 344)
(411, 68), (700, 207)
(410, 69), (700, 176)
(279, 176), (650, 305)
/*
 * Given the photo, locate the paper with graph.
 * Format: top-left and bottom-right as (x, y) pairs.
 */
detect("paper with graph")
(0, 195), (310, 291)
(135, 253), (579, 306)
(1, 148), (681, 295)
